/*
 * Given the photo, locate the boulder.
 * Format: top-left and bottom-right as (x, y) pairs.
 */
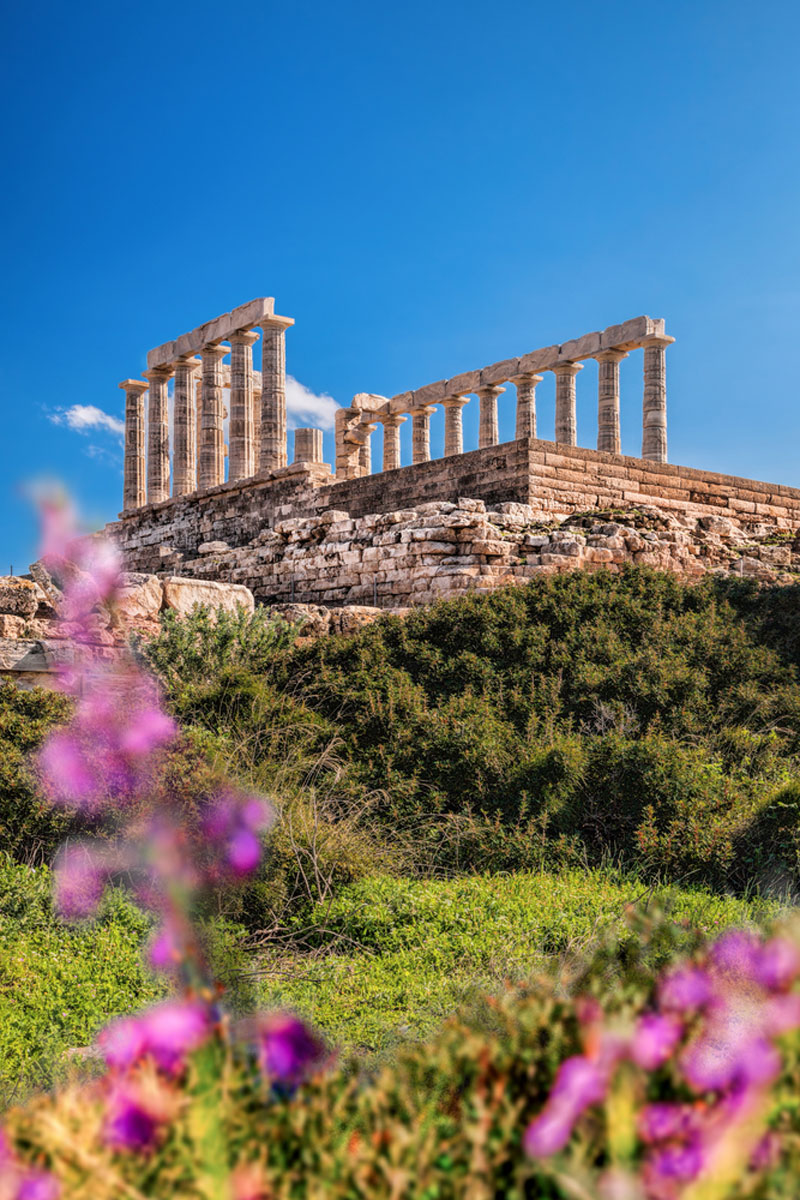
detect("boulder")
(161, 577), (255, 618)
(197, 541), (230, 556)
(116, 573), (164, 619)
(0, 578), (38, 619)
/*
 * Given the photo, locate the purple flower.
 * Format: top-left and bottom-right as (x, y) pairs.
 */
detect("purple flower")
(630, 1013), (683, 1070)
(203, 793), (272, 881)
(39, 734), (95, 807)
(681, 1029), (780, 1094)
(659, 965), (713, 1013)
(710, 931), (761, 981)
(646, 1140), (704, 1183)
(638, 1103), (695, 1145)
(228, 829), (261, 876)
(258, 1015), (324, 1086)
(524, 1055), (608, 1159)
(118, 704), (176, 757)
(104, 1087), (160, 1152)
(147, 924), (181, 972)
(53, 844), (109, 920)
(755, 937), (800, 992)
(763, 992), (800, 1036)
(98, 1016), (147, 1070)
(15, 1172), (61, 1200)
(140, 1000), (212, 1074)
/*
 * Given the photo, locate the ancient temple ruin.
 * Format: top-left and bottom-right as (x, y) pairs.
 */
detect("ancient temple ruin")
(108, 296), (800, 611)
(118, 297), (674, 515)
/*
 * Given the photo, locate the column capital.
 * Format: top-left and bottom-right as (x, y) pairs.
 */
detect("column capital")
(260, 316), (295, 333)
(119, 378), (149, 394)
(441, 394), (470, 409)
(407, 403), (437, 417)
(230, 328), (260, 346)
(551, 361), (583, 377)
(641, 335), (676, 350)
(509, 372), (544, 387)
(595, 349), (629, 365)
(475, 384), (506, 398)
(379, 412), (407, 428)
(201, 342), (231, 360)
(143, 366), (174, 383)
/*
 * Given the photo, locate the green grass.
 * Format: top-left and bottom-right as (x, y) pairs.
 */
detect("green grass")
(252, 867), (783, 1057)
(0, 856), (164, 1103)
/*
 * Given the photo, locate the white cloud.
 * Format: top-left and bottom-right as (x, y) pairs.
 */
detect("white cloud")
(50, 404), (125, 439)
(285, 375), (339, 431)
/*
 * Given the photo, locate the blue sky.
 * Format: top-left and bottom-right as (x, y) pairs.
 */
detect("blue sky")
(1, 0), (799, 570)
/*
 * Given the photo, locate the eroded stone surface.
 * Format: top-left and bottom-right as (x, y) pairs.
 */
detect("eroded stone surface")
(0, 578), (38, 619)
(161, 577), (255, 617)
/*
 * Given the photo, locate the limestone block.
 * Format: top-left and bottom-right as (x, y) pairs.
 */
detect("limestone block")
(412, 380), (448, 406)
(446, 370), (481, 395)
(480, 358), (520, 386)
(198, 541), (231, 555)
(114, 573), (164, 620)
(0, 615), (26, 638)
(600, 316), (656, 352)
(517, 345), (560, 374)
(558, 332), (601, 362)
(162, 577), (255, 617)
(0, 578), (38, 619)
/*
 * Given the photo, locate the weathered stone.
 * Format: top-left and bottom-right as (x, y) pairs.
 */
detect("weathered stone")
(198, 541), (231, 556)
(116, 573), (163, 620)
(161, 577), (255, 617)
(0, 578), (38, 619)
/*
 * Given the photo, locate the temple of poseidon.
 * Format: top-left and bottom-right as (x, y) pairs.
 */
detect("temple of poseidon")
(5, 294), (800, 683)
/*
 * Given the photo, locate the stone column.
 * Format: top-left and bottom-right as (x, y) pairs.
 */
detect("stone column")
(294, 427), (323, 463)
(198, 344), (229, 489)
(143, 366), (173, 504)
(172, 356), (201, 495)
(512, 373), (542, 440)
(553, 362), (582, 446)
(229, 329), (259, 481)
(194, 377), (202, 487)
(442, 396), (469, 457)
(476, 385), (504, 449)
(595, 350), (628, 455)
(409, 405), (436, 464)
(259, 319), (292, 471)
(335, 407), (361, 479)
(253, 384), (262, 474)
(358, 432), (372, 477)
(641, 336), (674, 462)
(119, 379), (148, 509)
(379, 413), (406, 471)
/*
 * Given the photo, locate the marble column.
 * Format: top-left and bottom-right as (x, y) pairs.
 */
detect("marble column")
(334, 408), (361, 479)
(119, 379), (148, 510)
(553, 362), (582, 446)
(380, 413), (406, 471)
(229, 329), (259, 481)
(143, 366), (173, 504)
(358, 432), (372, 477)
(253, 384), (262, 474)
(294, 427), (323, 463)
(641, 336), (674, 463)
(476, 385), (505, 449)
(512, 373), (542, 440)
(595, 350), (628, 455)
(259, 319), (291, 471)
(172, 356), (201, 495)
(199, 344), (228, 489)
(409, 405), (436, 464)
(442, 396), (469, 457)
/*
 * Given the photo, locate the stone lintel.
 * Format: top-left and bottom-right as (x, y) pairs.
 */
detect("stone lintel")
(388, 390), (415, 414)
(600, 316), (665, 352)
(480, 358), (520, 386)
(446, 369), (481, 395)
(411, 379), (448, 406)
(147, 297), (278, 368)
(558, 331), (601, 362)
(517, 345), (561, 373)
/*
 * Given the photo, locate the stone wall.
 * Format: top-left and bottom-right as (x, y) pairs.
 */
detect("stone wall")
(108, 438), (800, 594)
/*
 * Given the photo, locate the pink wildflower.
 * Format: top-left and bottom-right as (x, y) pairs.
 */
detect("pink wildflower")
(98, 1016), (147, 1071)
(140, 1000), (212, 1074)
(104, 1086), (161, 1152)
(16, 1170), (62, 1199)
(659, 965), (713, 1013)
(755, 937), (800, 992)
(53, 844), (110, 920)
(525, 1055), (608, 1157)
(258, 1015), (324, 1087)
(630, 1013), (683, 1070)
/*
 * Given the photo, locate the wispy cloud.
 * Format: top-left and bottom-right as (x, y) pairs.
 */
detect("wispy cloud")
(50, 405), (125, 439)
(285, 376), (339, 431)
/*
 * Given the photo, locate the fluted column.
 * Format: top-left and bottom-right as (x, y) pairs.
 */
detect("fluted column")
(476, 385), (504, 449)
(294, 427), (323, 463)
(358, 431), (372, 476)
(259, 319), (292, 471)
(409, 405), (436, 464)
(199, 344), (228, 489)
(172, 356), (201, 495)
(379, 414), (406, 471)
(143, 366), (173, 503)
(595, 350), (628, 455)
(511, 373), (542, 440)
(553, 362), (582, 446)
(441, 396), (468, 457)
(641, 336), (674, 462)
(229, 330), (259, 481)
(119, 379), (148, 510)
(253, 384), (262, 474)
